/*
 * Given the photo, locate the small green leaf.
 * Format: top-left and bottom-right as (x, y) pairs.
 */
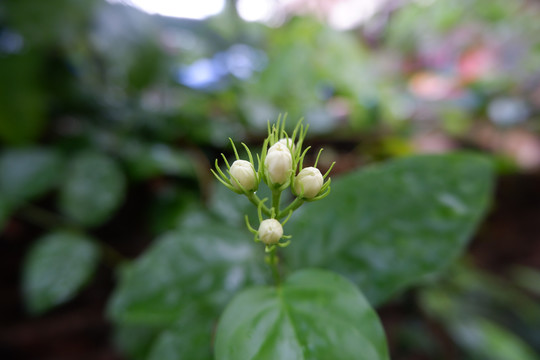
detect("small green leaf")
(108, 224), (267, 359)
(23, 231), (100, 314)
(215, 268), (389, 360)
(59, 152), (126, 227)
(0, 147), (62, 205)
(286, 153), (494, 305)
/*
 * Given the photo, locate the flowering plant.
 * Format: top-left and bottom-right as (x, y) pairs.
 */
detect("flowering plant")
(212, 117), (333, 255)
(105, 116), (493, 360)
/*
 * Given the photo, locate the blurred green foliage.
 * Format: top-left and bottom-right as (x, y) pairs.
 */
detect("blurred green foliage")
(1, 0), (540, 358)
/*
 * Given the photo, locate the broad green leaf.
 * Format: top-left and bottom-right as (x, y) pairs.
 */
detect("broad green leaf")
(215, 268), (389, 360)
(22, 231), (100, 314)
(286, 153), (493, 305)
(114, 323), (165, 360)
(147, 304), (217, 360)
(108, 225), (267, 359)
(59, 152), (126, 227)
(0, 147), (62, 205)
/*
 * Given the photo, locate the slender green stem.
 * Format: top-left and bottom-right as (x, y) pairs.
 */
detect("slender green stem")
(279, 197), (304, 219)
(271, 189), (281, 217)
(269, 249), (281, 285)
(247, 193), (272, 217)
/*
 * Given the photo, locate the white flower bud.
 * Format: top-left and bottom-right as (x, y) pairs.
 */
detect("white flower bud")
(276, 138), (295, 153)
(258, 219), (283, 245)
(294, 167), (324, 199)
(265, 143), (293, 185)
(229, 160), (257, 191)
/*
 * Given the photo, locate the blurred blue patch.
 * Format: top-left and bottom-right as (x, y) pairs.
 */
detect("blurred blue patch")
(0, 29), (24, 54)
(177, 44), (267, 90)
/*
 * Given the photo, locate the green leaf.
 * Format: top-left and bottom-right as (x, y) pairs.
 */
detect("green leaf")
(286, 153), (494, 305)
(113, 323), (164, 360)
(59, 152), (126, 227)
(215, 268), (389, 360)
(147, 304), (217, 360)
(22, 231), (100, 314)
(108, 224), (268, 359)
(0, 147), (62, 205)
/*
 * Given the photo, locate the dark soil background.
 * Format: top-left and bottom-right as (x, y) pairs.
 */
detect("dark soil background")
(1, 172), (539, 360)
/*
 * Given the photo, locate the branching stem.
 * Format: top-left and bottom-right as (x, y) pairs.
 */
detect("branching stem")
(247, 193), (272, 217)
(279, 197), (304, 219)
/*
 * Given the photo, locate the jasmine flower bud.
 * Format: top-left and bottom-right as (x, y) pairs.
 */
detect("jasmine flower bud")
(294, 167), (324, 199)
(265, 143), (293, 185)
(258, 219), (283, 245)
(277, 138), (295, 153)
(230, 160), (258, 192)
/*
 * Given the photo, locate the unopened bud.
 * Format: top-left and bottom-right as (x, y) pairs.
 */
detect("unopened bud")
(265, 143), (293, 185)
(276, 138), (295, 153)
(258, 219), (283, 245)
(294, 167), (323, 199)
(230, 160), (258, 191)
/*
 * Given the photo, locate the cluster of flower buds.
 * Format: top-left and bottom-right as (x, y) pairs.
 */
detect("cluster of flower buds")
(212, 116), (334, 253)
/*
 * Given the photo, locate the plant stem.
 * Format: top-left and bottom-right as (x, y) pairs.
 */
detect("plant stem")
(247, 193), (272, 217)
(279, 197), (304, 219)
(272, 188), (281, 216)
(269, 249), (281, 286)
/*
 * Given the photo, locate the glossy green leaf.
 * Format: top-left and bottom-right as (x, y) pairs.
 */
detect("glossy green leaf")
(215, 268), (389, 360)
(147, 304), (217, 360)
(286, 153), (494, 305)
(108, 225), (268, 359)
(22, 231), (100, 314)
(0, 147), (62, 205)
(59, 152), (126, 227)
